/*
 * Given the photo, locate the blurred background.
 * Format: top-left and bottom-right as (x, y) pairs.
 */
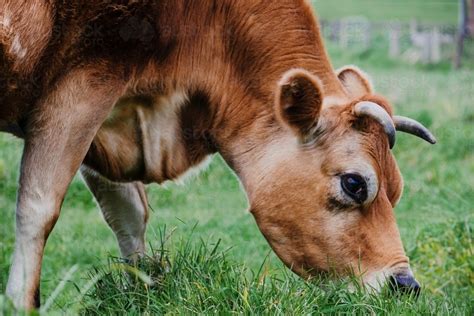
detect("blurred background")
(0, 0), (473, 314)
(315, 0), (474, 69)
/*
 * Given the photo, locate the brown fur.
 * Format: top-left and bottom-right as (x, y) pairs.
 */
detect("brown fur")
(1, 1), (417, 309)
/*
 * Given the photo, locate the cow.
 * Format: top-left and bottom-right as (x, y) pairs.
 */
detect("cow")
(0, 0), (436, 310)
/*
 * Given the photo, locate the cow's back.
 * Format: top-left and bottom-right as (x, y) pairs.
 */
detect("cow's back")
(0, 1), (168, 125)
(1, 0), (334, 129)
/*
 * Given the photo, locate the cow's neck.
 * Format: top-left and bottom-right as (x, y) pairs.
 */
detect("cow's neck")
(195, 1), (346, 196)
(150, 0), (346, 187)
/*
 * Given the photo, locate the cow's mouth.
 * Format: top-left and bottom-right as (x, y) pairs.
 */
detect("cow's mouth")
(389, 273), (421, 296)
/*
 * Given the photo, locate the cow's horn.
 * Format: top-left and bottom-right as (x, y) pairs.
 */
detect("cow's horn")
(394, 116), (437, 145)
(354, 101), (396, 149)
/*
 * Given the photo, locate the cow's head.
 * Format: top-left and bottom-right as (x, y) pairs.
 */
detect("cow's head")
(247, 66), (435, 294)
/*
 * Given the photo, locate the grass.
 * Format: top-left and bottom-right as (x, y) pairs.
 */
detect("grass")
(313, 0), (459, 24)
(0, 62), (473, 314)
(1, 3), (474, 315)
(78, 221), (473, 315)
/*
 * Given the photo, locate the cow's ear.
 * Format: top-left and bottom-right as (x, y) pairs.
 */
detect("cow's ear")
(337, 66), (373, 99)
(275, 69), (323, 139)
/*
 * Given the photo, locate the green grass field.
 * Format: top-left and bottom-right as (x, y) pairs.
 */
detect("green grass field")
(313, 0), (459, 24)
(1, 1), (473, 315)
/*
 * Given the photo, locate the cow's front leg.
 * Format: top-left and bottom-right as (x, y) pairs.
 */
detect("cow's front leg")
(80, 166), (148, 260)
(6, 69), (122, 310)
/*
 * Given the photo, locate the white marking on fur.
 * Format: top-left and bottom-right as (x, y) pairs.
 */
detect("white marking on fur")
(359, 269), (390, 292)
(0, 11), (11, 28)
(173, 155), (213, 185)
(239, 133), (299, 196)
(1, 10), (28, 61)
(252, 135), (297, 178)
(138, 90), (189, 181)
(362, 264), (413, 292)
(157, 90), (214, 183)
(165, 91), (189, 111)
(322, 95), (347, 108)
(11, 35), (27, 59)
(105, 90), (211, 183)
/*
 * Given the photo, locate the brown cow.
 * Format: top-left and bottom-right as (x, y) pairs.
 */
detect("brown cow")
(0, 0), (436, 309)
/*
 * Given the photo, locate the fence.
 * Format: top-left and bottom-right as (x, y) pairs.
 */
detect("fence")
(319, 18), (460, 64)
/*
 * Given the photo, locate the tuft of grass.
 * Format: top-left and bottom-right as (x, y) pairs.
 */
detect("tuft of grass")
(409, 220), (474, 303)
(74, 221), (473, 315)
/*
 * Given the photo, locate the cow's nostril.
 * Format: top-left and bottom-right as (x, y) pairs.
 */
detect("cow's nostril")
(389, 274), (421, 296)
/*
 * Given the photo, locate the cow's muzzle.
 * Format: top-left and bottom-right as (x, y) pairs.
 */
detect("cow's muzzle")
(389, 272), (421, 296)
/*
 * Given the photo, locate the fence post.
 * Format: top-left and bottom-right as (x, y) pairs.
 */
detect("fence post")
(389, 23), (401, 58)
(339, 17), (371, 50)
(410, 20), (431, 64)
(454, 0), (468, 68)
(431, 27), (442, 63)
(331, 20), (340, 42)
(340, 19), (348, 48)
(421, 34), (432, 64)
(469, 0), (474, 36)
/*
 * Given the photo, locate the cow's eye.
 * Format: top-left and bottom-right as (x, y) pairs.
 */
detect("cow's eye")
(341, 174), (368, 204)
